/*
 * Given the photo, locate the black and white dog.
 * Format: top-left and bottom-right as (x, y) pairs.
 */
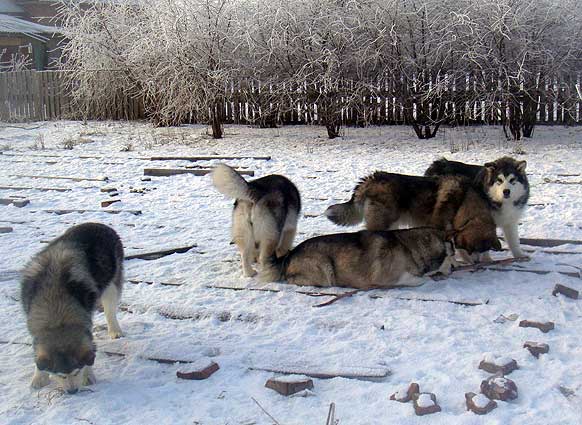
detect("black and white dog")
(425, 156), (529, 258)
(212, 164), (301, 277)
(21, 223), (124, 394)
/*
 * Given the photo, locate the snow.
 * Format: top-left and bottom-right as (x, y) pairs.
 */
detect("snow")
(270, 374), (309, 383)
(472, 393), (491, 409)
(417, 393), (435, 408)
(482, 353), (513, 366)
(1, 122), (582, 424)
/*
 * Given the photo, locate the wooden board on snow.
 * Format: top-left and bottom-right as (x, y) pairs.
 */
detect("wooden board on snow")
(10, 174), (108, 182)
(97, 337), (219, 364)
(0, 185), (71, 192)
(125, 244), (197, 260)
(249, 363), (390, 381)
(207, 281), (356, 297)
(144, 168), (254, 177)
(34, 209), (142, 216)
(208, 281), (488, 305)
(148, 155), (271, 161)
(507, 237), (582, 247)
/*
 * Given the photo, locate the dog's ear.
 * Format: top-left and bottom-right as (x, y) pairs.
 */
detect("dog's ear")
(516, 160), (527, 173)
(491, 238), (502, 251)
(476, 163), (495, 185)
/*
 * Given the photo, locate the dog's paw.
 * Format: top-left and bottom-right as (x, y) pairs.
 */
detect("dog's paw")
(243, 269), (257, 278)
(31, 370), (50, 389)
(108, 329), (124, 339)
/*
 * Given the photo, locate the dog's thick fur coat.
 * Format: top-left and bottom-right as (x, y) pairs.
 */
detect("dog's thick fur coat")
(212, 164), (301, 277)
(325, 172), (500, 256)
(261, 228), (455, 289)
(425, 156), (529, 257)
(21, 222), (124, 393)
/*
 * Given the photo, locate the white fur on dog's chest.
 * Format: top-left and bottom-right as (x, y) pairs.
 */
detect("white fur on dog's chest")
(492, 202), (524, 227)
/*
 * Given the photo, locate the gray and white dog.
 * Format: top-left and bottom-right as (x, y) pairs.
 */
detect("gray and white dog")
(21, 223), (124, 394)
(212, 164), (301, 277)
(260, 227), (456, 289)
(425, 156), (529, 257)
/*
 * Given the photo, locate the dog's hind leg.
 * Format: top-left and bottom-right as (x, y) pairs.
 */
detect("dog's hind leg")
(31, 365), (50, 389)
(258, 239), (279, 270)
(101, 283), (123, 339)
(502, 223), (525, 258)
(235, 239), (257, 277)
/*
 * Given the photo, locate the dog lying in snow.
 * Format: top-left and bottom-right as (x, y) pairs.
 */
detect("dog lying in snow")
(260, 227), (456, 289)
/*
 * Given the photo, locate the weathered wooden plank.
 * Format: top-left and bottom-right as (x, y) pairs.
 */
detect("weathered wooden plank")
(34, 209), (142, 216)
(0, 185), (71, 192)
(513, 238), (582, 247)
(148, 155), (271, 161)
(9, 174), (108, 182)
(249, 364), (390, 381)
(144, 168), (254, 177)
(125, 244), (197, 260)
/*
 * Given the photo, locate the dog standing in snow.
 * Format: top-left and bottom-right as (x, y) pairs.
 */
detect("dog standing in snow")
(212, 164), (301, 277)
(425, 156), (529, 258)
(21, 223), (124, 394)
(325, 171), (501, 259)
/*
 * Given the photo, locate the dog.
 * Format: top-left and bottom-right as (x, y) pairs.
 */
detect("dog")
(425, 157), (529, 257)
(260, 227), (456, 288)
(21, 223), (124, 394)
(212, 164), (301, 277)
(325, 172), (501, 257)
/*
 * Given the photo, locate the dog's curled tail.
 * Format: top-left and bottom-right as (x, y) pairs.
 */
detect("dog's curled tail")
(211, 164), (256, 201)
(324, 193), (364, 226)
(258, 254), (286, 283)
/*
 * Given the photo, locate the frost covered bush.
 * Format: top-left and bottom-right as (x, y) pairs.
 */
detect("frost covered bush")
(58, 0), (582, 139)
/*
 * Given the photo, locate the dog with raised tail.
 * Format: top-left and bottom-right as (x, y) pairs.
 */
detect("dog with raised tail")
(21, 223), (124, 394)
(212, 164), (301, 277)
(324, 172), (501, 259)
(425, 156), (529, 258)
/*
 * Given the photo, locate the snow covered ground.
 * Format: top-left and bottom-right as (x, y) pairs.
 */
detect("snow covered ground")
(0, 121), (581, 424)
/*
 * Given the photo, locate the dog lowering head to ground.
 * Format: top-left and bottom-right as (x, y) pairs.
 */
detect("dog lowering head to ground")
(212, 164), (301, 277)
(425, 156), (529, 257)
(21, 223), (124, 394)
(260, 228), (456, 289)
(325, 172), (500, 257)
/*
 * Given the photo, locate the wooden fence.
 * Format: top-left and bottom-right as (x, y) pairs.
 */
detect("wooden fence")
(1, 70), (581, 125)
(0, 70), (143, 122)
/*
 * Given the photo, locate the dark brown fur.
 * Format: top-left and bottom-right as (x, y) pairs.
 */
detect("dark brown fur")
(325, 172), (499, 254)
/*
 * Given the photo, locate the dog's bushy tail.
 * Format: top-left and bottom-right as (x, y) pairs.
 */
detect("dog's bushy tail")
(324, 193), (364, 226)
(212, 164), (256, 201)
(258, 254), (286, 283)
